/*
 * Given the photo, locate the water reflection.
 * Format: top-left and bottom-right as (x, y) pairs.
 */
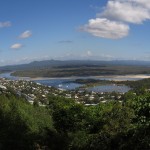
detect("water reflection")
(88, 84), (131, 93)
(0, 72), (143, 92)
(35, 79), (82, 90)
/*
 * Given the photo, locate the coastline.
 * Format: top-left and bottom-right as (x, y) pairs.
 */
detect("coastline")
(30, 74), (150, 81)
(1, 72), (150, 81)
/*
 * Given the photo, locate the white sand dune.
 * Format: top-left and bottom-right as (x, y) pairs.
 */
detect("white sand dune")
(30, 74), (150, 81)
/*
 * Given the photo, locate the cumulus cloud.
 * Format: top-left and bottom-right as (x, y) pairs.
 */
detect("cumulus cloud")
(11, 43), (23, 49)
(100, 0), (150, 24)
(81, 0), (150, 39)
(128, 0), (150, 9)
(80, 18), (129, 39)
(19, 30), (32, 39)
(0, 21), (11, 28)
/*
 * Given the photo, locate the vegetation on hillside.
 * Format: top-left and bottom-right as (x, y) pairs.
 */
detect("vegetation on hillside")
(0, 85), (150, 149)
(11, 65), (150, 78)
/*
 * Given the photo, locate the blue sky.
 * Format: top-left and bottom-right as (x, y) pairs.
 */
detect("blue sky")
(0, 0), (150, 66)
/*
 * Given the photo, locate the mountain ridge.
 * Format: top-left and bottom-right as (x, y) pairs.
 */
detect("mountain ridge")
(0, 59), (150, 72)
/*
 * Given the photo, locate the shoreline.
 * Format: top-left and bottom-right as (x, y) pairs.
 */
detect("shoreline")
(30, 74), (150, 81)
(1, 72), (150, 81)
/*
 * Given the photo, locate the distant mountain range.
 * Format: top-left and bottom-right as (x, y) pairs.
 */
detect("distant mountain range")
(0, 60), (150, 72)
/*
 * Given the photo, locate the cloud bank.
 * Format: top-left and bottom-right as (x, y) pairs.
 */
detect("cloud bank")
(81, 0), (150, 39)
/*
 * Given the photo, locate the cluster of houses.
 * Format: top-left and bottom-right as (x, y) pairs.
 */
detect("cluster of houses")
(0, 78), (57, 106)
(0, 77), (126, 106)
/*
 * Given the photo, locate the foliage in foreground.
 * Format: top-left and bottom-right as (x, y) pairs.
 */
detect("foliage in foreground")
(0, 94), (66, 150)
(48, 94), (150, 150)
(0, 91), (150, 150)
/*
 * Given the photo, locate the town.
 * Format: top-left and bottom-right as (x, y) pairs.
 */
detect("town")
(0, 77), (126, 106)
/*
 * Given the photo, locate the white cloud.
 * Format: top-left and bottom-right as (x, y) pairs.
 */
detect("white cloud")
(100, 0), (150, 24)
(81, 0), (150, 39)
(0, 21), (11, 28)
(19, 30), (32, 39)
(128, 0), (150, 9)
(11, 43), (23, 49)
(81, 18), (129, 39)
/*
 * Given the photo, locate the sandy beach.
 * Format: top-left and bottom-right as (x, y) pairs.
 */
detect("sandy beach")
(30, 74), (150, 81)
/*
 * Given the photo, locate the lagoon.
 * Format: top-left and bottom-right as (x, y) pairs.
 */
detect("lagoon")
(88, 84), (131, 93)
(0, 72), (150, 92)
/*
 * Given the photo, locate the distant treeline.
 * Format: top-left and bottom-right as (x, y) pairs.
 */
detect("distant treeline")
(118, 78), (150, 94)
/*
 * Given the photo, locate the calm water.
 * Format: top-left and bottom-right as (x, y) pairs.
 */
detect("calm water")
(35, 79), (82, 90)
(0, 72), (30, 80)
(88, 84), (131, 93)
(0, 72), (82, 90)
(0, 72), (148, 92)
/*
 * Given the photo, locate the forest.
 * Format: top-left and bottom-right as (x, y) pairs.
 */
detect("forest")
(0, 86), (149, 150)
(10, 64), (150, 78)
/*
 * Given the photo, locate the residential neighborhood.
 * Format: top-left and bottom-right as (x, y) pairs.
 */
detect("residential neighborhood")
(0, 77), (125, 106)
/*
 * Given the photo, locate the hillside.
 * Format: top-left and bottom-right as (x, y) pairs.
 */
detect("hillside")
(1, 60), (150, 78)
(1, 59), (150, 71)
(0, 81), (149, 149)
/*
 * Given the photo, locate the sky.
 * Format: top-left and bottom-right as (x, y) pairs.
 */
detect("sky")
(0, 0), (150, 66)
